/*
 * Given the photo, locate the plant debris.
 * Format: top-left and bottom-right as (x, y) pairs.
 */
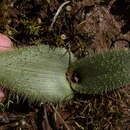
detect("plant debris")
(0, 0), (130, 129)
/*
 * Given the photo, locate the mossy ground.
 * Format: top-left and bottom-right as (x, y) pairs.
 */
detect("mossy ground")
(0, 0), (130, 129)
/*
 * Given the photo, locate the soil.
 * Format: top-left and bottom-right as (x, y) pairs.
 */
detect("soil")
(0, 0), (130, 130)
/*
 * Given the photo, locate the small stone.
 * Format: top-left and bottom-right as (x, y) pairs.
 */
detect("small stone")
(0, 33), (13, 51)
(20, 119), (26, 126)
(0, 33), (14, 102)
(60, 34), (67, 40)
(66, 5), (72, 12)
